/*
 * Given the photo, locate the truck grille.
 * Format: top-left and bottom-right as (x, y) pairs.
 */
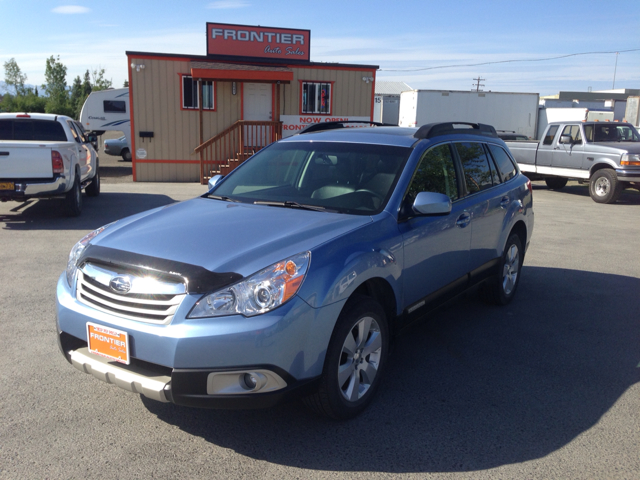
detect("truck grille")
(76, 263), (186, 324)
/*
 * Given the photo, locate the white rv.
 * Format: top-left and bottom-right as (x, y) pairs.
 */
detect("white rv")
(79, 88), (131, 160)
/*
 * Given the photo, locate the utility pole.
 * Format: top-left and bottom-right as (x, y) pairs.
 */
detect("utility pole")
(472, 77), (485, 92)
(612, 52), (619, 89)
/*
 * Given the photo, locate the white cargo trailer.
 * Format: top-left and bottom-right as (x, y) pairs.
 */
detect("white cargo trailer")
(79, 88), (131, 158)
(398, 90), (540, 139)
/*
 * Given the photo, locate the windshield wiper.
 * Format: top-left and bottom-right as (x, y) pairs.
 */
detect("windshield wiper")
(206, 194), (240, 202)
(254, 200), (327, 212)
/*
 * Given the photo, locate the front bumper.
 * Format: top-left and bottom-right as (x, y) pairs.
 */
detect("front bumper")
(0, 176), (67, 199)
(56, 273), (342, 408)
(616, 168), (640, 183)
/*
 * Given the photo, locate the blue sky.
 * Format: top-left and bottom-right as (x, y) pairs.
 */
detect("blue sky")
(1, 0), (639, 96)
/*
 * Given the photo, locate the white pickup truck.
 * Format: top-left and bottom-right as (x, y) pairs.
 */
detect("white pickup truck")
(0, 113), (100, 216)
(505, 121), (640, 204)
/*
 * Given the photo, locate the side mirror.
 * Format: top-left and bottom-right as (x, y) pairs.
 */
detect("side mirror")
(559, 134), (573, 144)
(208, 174), (224, 191)
(86, 133), (98, 148)
(413, 192), (452, 215)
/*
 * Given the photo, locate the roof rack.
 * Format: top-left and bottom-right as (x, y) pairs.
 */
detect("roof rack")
(414, 122), (498, 140)
(296, 120), (395, 135)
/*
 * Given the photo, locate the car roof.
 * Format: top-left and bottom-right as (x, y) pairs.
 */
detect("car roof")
(280, 122), (501, 148)
(280, 126), (420, 148)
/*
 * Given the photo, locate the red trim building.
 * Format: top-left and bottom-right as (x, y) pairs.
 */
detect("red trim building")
(126, 23), (378, 182)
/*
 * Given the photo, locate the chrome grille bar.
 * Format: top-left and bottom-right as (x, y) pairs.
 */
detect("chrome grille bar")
(76, 263), (187, 324)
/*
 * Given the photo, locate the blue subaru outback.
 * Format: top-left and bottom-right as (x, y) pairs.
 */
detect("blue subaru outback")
(56, 122), (534, 419)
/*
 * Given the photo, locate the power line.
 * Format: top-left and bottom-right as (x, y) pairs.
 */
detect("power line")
(379, 48), (640, 72)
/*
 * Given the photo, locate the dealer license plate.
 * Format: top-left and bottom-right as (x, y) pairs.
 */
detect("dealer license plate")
(0, 182), (14, 191)
(86, 323), (130, 365)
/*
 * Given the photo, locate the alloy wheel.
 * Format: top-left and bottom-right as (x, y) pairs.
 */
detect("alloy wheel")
(338, 316), (382, 402)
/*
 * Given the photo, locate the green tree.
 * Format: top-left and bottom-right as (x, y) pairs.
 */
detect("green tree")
(43, 55), (73, 116)
(123, 79), (129, 88)
(4, 58), (28, 96)
(69, 75), (84, 119)
(91, 67), (112, 91)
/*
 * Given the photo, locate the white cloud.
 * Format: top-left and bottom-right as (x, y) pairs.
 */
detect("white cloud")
(52, 5), (91, 14)
(206, 1), (249, 9)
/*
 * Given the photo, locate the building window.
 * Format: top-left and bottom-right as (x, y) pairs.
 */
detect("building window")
(301, 82), (332, 115)
(182, 75), (214, 110)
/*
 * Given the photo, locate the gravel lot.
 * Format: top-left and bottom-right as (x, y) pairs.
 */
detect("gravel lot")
(0, 178), (638, 479)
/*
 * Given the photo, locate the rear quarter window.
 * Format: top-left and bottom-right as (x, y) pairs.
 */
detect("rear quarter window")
(0, 119), (67, 141)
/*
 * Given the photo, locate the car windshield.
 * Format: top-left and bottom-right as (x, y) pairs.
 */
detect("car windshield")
(584, 124), (640, 143)
(209, 141), (411, 215)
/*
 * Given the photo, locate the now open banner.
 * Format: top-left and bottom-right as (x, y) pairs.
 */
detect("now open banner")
(281, 115), (371, 137)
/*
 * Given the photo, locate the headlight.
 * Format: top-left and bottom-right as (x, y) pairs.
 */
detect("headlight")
(188, 252), (310, 318)
(621, 154), (640, 166)
(65, 223), (116, 287)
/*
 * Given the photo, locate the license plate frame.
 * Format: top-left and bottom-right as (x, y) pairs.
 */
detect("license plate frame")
(86, 323), (130, 365)
(0, 181), (14, 191)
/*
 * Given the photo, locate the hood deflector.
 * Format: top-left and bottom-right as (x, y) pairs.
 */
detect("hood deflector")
(78, 245), (243, 294)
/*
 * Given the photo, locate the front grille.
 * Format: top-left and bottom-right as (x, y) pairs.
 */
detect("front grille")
(76, 263), (187, 324)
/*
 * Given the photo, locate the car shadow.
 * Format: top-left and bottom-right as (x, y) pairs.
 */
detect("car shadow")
(141, 266), (640, 473)
(0, 192), (178, 231)
(531, 181), (640, 204)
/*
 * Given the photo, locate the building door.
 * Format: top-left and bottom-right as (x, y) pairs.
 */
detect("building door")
(243, 83), (272, 147)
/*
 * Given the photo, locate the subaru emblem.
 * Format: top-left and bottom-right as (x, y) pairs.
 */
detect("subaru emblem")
(109, 275), (132, 294)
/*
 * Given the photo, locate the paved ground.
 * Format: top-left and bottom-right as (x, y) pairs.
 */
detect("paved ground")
(0, 179), (638, 479)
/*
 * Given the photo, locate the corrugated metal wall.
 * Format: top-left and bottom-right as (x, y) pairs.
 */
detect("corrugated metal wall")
(283, 68), (374, 117)
(130, 56), (374, 182)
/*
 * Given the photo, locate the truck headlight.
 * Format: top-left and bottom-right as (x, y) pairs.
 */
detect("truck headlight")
(188, 252), (310, 318)
(621, 154), (640, 166)
(66, 223), (116, 287)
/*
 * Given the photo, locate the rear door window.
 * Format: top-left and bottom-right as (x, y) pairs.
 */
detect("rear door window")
(455, 142), (494, 194)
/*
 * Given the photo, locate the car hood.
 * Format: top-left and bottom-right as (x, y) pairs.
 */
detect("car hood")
(588, 142), (640, 154)
(92, 197), (372, 277)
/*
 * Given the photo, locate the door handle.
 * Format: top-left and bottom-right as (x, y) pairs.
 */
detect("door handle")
(456, 212), (471, 228)
(500, 196), (510, 208)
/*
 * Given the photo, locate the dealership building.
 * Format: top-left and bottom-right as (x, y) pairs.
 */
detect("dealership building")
(126, 23), (379, 182)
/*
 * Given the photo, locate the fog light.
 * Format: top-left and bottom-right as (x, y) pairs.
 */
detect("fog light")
(241, 372), (267, 391)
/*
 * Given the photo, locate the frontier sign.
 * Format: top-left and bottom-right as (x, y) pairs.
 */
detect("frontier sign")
(207, 23), (310, 61)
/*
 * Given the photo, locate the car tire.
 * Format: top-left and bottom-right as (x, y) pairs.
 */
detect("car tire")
(303, 296), (388, 420)
(589, 169), (622, 204)
(64, 174), (82, 217)
(122, 149), (132, 162)
(85, 161), (100, 197)
(545, 177), (568, 190)
(483, 233), (523, 306)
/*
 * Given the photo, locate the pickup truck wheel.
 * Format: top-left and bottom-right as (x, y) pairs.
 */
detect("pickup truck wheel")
(483, 233), (523, 305)
(303, 296), (388, 420)
(64, 175), (82, 217)
(589, 169), (622, 204)
(85, 164), (100, 197)
(545, 177), (568, 190)
(122, 149), (132, 162)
